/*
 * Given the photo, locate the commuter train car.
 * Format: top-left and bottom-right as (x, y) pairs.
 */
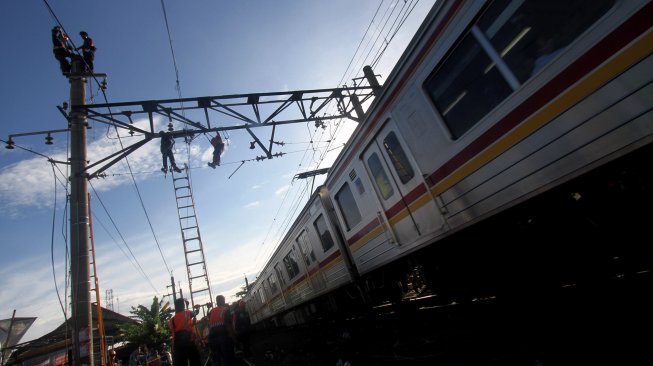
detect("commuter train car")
(245, 0), (653, 328)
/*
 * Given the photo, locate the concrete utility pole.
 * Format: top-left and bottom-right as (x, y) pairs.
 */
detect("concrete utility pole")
(69, 58), (93, 366)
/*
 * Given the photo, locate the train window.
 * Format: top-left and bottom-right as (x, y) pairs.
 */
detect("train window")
(368, 152), (394, 200)
(267, 273), (278, 293)
(313, 214), (335, 252)
(296, 230), (316, 265)
(283, 247), (301, 279)
(257, 288), (265, 304)
(274, 263), (286, 286)
(425, 0), (614, 139)
(383, 131), (414, 184)
(335, 183), (362, 231)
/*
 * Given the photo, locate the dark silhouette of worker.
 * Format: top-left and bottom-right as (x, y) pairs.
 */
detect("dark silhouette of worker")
(207, 295), (236, 366)
(76, 31), (96, 72)
(233, 300), (252, 358)
(168, 298), (201, 366)
(52, 26), (72, 75)
(159, 131), (182, 173)
(208, 133), (224, 168)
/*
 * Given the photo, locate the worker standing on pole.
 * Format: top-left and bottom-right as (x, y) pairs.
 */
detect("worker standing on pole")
(76, 31), (96, 72)
(52, 26), (72, 75)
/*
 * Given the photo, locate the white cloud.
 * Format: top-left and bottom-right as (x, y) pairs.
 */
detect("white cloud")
(244, 201), (260, 209)
(274, 185), (289, 196)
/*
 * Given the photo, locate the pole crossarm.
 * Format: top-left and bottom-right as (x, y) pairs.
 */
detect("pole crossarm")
(294, 167), (330, 180)
(85, 137), (152, 179)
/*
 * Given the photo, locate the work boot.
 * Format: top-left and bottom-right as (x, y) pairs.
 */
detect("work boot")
(161, 167), (167, 173)
(208, 162), (216, 169)
(172, 166), (182, 173)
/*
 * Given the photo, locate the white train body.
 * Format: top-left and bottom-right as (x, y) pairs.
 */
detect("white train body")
(246, 0), (653, 326)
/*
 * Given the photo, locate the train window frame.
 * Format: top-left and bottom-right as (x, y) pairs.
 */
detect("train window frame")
(296, 229), (316, 265)
(257, 287), (265, 304)
(313, 213), (335, 252)
(423, 0), (615, 140)
(382, 131), (415, 184)
(267, 273), (278, 294)
(283, 246), (301, 279)
(334, 182), (363, 231)
(274, 263), (286, 286)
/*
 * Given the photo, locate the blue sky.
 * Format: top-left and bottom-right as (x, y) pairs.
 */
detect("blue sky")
(0, 0), (435, 343)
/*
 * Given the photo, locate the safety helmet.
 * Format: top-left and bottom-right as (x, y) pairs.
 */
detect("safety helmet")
(80, 31), (88, 36)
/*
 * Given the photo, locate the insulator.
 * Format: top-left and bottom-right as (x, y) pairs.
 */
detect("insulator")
(5, 137), (15, 149)
(45, 133), (54, 145)
(249, 141), (256, 149)
(167, 122), (174, 132)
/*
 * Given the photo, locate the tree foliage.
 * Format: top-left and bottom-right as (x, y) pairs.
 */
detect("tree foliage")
(118, 296), (173, 350)
(234, 283), (254, 299)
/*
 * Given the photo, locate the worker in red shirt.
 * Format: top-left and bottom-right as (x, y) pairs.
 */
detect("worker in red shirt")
(76, 31), (96, 72)
(168, 298), (201, 366)
(208, 133), (225, 169)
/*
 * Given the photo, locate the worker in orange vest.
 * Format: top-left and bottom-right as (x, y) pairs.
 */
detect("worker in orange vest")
(207, 295), (236, 366)
(51, 26), (72, 75)
(168, 298), (201, 366)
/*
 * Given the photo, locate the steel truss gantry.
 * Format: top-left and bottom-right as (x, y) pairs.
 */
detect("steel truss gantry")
(82, 66), (381, 180)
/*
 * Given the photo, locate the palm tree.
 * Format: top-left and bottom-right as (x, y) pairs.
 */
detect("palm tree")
(118, 296), (173, 351)
(234, 283), (254, 299)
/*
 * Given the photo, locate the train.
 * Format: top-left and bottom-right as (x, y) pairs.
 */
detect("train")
(243, 0), (653, 329)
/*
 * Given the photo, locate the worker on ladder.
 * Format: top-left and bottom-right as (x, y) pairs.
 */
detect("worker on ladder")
(160, 131), (182, 173)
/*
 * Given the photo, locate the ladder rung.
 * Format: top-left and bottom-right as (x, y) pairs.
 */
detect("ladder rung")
(186, 248), (201, 254)
(179, 205), (193, 209)
(182, 226), (198, 230)
(180, 215), (195, 220)
(175, 186), (190, 190)
(177, 195), (192, 199)
(188, 261), (205, 267)
(190, 275), (208, 280)
(173, 177), (188, 181)
(191, 288), (210, 294)
(184, 237), (199, 242)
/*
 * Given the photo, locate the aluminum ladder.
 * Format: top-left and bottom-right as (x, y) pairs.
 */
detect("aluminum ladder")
(171, 164), (213, 309)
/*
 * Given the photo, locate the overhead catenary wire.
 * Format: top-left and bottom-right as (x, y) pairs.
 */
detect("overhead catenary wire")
(253, 0), (424, 273)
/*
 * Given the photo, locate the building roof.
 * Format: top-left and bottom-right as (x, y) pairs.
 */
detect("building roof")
(5, 307), (137, 365)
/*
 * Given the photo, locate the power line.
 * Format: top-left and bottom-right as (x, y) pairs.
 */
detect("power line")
(89, 181), (161, 294)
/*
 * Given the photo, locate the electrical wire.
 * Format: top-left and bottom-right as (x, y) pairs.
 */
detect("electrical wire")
(253, 0), (424, 275)
(89, 181), (161, 294)
(160, 0), (185, 112)
(49, 162), (68, 320)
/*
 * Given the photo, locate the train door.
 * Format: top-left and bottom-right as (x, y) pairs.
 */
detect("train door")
(362, 119), (445, 246)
